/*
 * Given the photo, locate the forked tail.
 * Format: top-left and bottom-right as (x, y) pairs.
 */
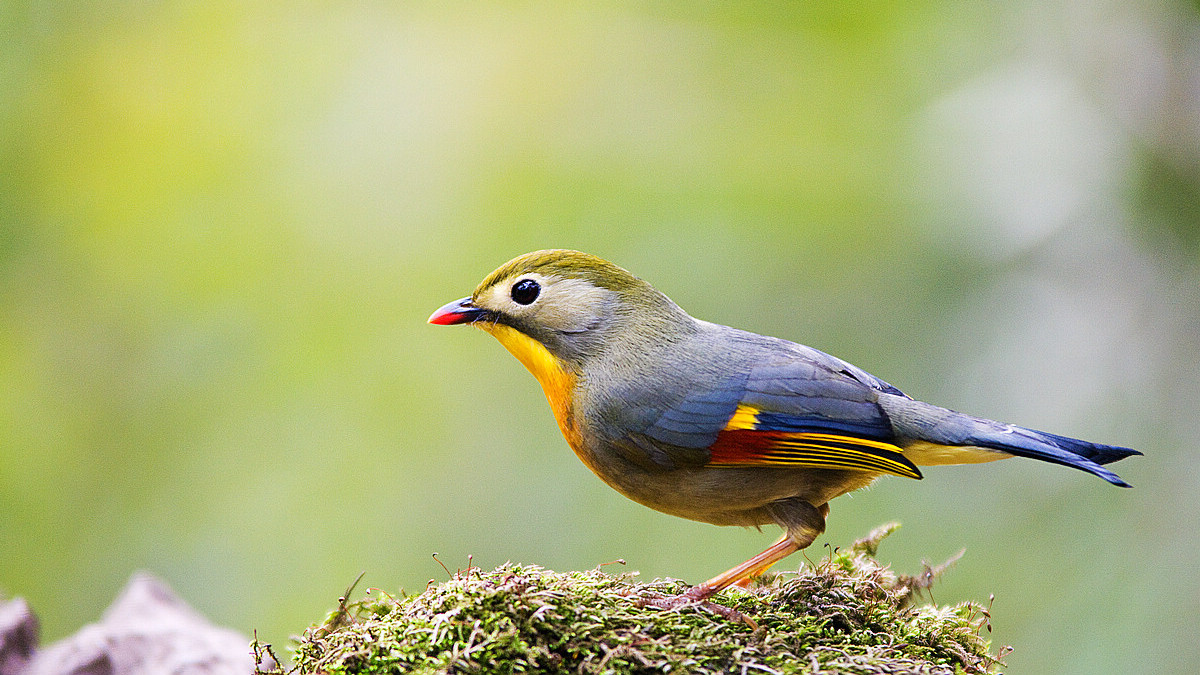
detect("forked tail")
(965, 423), (1141, 487)
(880, 395), (1142, 487)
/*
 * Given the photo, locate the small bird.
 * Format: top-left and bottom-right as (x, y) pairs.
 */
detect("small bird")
(429, 249), (1139, 603)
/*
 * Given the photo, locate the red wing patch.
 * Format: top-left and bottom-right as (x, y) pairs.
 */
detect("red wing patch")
(708, 427), (922, 480)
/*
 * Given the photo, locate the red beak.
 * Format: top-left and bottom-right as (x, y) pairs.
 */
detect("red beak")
(428, 297), (487, 325)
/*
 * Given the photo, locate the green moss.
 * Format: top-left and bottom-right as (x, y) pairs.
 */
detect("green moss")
(268, 525), (1005, 674)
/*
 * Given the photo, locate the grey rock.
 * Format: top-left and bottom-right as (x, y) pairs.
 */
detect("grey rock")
(13, 573), (264, 675)
(0, 597), (38, 675)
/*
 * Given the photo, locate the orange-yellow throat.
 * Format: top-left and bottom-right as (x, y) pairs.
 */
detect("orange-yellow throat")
(479, 323), (582, 450)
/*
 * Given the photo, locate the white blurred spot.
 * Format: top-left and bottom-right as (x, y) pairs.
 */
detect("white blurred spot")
(918, 61), (1130, 255)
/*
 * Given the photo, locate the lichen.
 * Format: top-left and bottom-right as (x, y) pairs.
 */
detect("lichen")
(264, 524), (1006, 674)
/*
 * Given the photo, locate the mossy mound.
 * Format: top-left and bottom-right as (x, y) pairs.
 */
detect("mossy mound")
(273, 525), (1005, 674)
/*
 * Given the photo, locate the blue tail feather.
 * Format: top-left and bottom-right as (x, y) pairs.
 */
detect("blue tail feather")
(967, 424), (1141, 488)
(1019, 428), (1142, 466)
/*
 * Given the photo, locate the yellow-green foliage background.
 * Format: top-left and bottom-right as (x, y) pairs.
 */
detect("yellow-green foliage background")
(3, 2), (1198, 673)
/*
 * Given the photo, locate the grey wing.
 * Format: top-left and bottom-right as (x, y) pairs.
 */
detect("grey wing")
(612, 336), (906, 470)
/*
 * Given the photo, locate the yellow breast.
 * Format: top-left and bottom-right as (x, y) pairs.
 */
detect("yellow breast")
(479, 323), (584, 452)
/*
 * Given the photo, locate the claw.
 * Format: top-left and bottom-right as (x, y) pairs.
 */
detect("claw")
(633, 589), (757, 628)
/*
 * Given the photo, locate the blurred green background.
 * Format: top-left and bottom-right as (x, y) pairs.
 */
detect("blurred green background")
(3, 1), (1198, 672)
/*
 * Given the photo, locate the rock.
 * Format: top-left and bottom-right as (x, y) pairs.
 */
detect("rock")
(0, 597), (38, 675)
(10, 573), (266, 675)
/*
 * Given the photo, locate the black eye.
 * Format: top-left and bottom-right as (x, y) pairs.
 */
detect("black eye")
(510, 279), (540, 305)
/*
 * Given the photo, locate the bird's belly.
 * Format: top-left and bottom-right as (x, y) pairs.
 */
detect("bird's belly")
(574, 450), (878, 527)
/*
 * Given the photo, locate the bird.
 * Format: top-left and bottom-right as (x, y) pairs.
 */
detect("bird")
(428, 249), (1140, 604)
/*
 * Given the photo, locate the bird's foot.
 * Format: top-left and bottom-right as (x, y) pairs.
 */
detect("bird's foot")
(633, 585), (756, 628)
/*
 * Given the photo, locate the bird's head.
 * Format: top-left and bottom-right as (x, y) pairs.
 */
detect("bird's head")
(428, 249), (693, 372)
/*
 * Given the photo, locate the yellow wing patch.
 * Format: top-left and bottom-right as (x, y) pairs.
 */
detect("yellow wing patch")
(723, 404), (761, 431)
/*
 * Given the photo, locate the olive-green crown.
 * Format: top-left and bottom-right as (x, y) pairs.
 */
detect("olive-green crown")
(474, 249), (647, 297)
